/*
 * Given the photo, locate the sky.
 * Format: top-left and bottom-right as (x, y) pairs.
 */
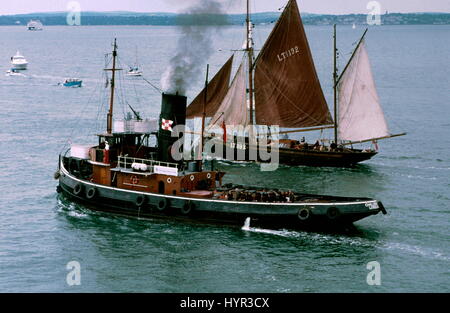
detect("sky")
(0, 0), (449, 15)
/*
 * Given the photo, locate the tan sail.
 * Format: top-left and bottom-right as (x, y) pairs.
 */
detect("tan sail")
(186, 55), (234, 119)
(338, 41), (389, 142)
(254, 0), (332, 128)
(208, 63), (248, 129)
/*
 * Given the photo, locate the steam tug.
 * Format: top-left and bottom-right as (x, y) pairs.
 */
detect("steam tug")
(56, 40), (386, 231)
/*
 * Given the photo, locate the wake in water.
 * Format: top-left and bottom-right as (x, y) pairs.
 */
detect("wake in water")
(240, 217), (450, 262)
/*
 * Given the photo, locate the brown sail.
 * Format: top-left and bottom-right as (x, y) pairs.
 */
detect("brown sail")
(208, 62), (248, 129)
(186, 55), (234, 119)
(254, 0), (332, 128)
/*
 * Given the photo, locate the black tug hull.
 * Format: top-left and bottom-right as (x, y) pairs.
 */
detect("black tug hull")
(58, 161), (385, 231)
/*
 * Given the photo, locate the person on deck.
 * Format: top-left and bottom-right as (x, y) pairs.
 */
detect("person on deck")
(330, 142), (337, 150)
(103, 141), (110, 164)
(313, 140), (320, 150)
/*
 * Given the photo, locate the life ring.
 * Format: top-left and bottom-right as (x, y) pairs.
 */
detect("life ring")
(206, 173), (212, 179)
(86, 187), (97, 200)
(167, 177), (172, 184)
(181, 201), (195, 215)
(73, 183), (83, 196)
(157, 198), (170, 211)
(190, 175), (195, 181)
(135, 195), (146, 207)
(326, 207), (341, 220)
(298, 208), (310, 221)
(130, 175), (139, 185)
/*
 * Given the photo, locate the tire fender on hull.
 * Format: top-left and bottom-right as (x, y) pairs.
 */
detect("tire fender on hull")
(181, 200), (195, 215)
(73, 183), (83, 196)
(298, 207), (311, 221)
(86, 187), (97, 200)
(135, 195), (146, 207)
(326, 207), (341, 220)
(157, 198), (170, 212)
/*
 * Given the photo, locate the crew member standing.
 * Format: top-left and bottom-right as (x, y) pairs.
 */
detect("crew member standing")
(103, 141), (110, 164)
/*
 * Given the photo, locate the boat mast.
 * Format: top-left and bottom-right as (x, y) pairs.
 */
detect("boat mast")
(199, 64), (209, 169)
(246, 0), (254, 125)
(333, 24), (338, 144)
(106, 38), (119, 134)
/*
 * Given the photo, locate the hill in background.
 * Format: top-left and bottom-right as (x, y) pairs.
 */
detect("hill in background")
(1, 11), (449, 26)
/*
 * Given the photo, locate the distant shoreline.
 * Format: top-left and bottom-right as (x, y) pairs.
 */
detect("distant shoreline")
(1, 12), (449, 26)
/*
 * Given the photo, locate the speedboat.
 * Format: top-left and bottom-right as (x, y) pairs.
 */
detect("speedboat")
(61, 78), (82, 88)
(11, 51), (28, 70)
(6, 69), (25, 77)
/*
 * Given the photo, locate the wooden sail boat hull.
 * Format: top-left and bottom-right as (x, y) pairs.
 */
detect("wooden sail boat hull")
(277, 147), (377, 167)
(57, 156), (385, 231)
(215, 141), (377, 167)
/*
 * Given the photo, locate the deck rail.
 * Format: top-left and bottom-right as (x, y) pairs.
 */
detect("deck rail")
(117, 156), (178, 173)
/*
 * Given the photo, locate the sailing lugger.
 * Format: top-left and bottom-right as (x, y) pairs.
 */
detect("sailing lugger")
(56, 38), (387, 231)
(186, 0), (406, 167)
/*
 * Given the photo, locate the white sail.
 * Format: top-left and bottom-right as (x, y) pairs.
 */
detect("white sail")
(208, 63), (248, 129)
(338, 41), (389, 142)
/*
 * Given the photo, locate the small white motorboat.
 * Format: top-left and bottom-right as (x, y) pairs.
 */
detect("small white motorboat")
(11, 51), (28, 70)
(27, 20), (43, 31)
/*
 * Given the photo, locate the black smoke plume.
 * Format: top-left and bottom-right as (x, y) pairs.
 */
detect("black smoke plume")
(161, 0), (228, 95)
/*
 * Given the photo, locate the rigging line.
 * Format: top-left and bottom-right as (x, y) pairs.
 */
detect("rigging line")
(131, 76), (141, 109)
(141, 76), (163, 94)
(93, 75), (108, 135)
(94, 53), (112, 133)
(116, 59), (125, 114)
(117, 61), (128, 118)
(121, 70), (130, 118)
(116, 58), (130, 118)
(94, 57), (111, 134)
(127, 61), (142, 108)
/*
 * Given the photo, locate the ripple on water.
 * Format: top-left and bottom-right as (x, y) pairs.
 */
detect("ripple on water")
(241, 224), (450, 262)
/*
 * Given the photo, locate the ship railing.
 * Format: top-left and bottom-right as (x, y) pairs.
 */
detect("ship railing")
(117, 156), (178, 173)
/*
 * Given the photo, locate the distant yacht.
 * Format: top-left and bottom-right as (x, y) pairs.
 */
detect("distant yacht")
(126, 46), (143, 77)
(352, 23), (356, 29)
(10, 51), (28, 70)
(126, 66), (143, 77)
(27, 20), (43, 31)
